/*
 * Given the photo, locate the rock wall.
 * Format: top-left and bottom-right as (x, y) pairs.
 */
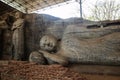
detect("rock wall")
(46, 20), (66, 39)
(24, 13), (61, 60)
(0, 14), (14, 60)
(2, 30), (12, 59)
(24, 14), (45, 60)
(1, 12), (120, 63)
(0, 30), (3, 59)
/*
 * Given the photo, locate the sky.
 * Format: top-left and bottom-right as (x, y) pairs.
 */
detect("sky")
(33, 0), (120, 19)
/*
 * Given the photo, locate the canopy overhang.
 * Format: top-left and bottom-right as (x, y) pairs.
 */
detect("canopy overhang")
(0, 0), (70, 13)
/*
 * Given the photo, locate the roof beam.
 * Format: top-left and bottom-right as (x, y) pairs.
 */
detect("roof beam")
(0, 0), (70, 13)
(42, 0), (50, 8)
(1, 0), (26, 13)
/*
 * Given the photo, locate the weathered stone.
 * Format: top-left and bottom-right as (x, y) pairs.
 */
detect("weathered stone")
(0, 20), (8, 29)
(11, 12), (24, 60)
(0, 14), (14, 60)
(64, 24), (120, 39)
(39, 31), (120, 65)
(2, 30), (12, 59)
(61, 32), (120, 65)
(29, 51), (46, 64)
(40, 34), (58, 52)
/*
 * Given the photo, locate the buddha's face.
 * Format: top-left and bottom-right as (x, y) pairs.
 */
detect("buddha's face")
(40, 35), (57, 52)
(15, 12), (22, 19)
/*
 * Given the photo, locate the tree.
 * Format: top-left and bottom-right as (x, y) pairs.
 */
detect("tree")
(90, 0), (120, 21)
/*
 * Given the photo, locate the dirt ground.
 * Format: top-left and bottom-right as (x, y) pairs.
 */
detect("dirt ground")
(0, 61), (87, 80)
(0, 61), (120, 80)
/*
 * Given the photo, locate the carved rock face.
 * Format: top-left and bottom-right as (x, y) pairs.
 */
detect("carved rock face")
(29, 51), (46, 64)
(61, 32), (120, 65)
(40, 35), (57, 52)
(15, 12), (22, 19)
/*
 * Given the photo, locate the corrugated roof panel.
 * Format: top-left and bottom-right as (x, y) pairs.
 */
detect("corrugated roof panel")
(0, 0), (70, 13)
(1, 0), (26, 13)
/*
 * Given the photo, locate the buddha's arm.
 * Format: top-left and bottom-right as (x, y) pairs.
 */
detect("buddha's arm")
(38, 50), (68, 66)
